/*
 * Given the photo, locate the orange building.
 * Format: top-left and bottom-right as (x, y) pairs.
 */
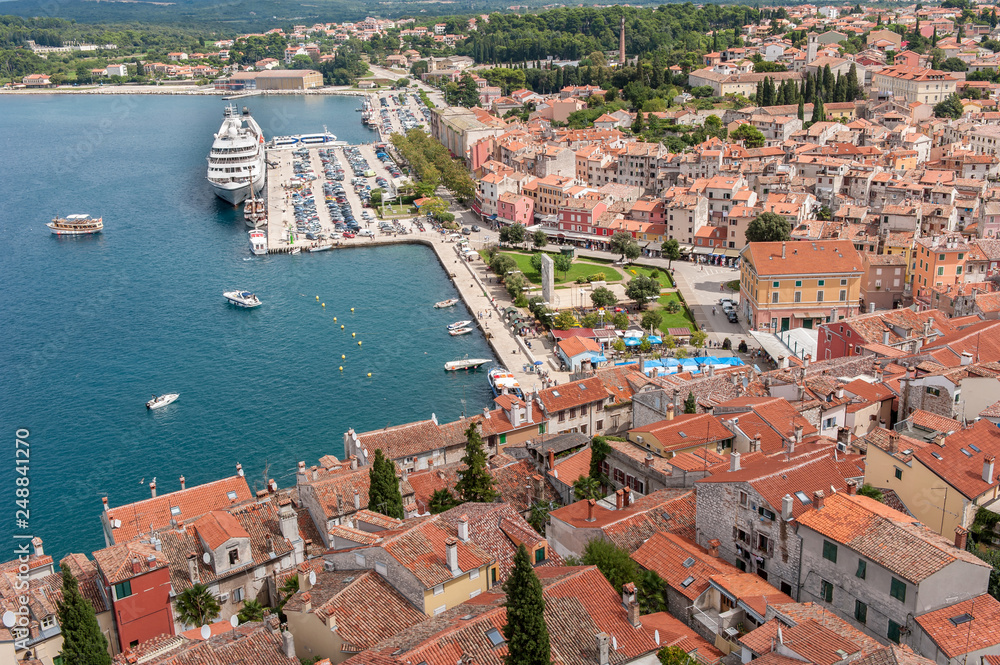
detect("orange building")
(912, 234), (971, 293)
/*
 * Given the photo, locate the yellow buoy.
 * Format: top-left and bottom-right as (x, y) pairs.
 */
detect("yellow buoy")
(352, 332), (356, 338)
(322, 303), (325, 307)
(341, 325), (345, 329)
(367, 373), (372, 377)
(341, 354), (346, 360)
(358, 341), (362, 346)
(316, 296), (319, 300)
(333, 317), (337, 321)
(351, 308), (355, 312)
(339, 366), (343, 371)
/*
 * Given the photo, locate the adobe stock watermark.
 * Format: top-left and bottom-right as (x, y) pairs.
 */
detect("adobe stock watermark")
(3, 429), (33, 650)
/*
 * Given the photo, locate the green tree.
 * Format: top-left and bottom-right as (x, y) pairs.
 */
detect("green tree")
(665, 300), (681, 315)
(591, 286), (618, 309)
(684, 391), (697, 414)
(641, 310), (663, 331)
(553, 253), (573, 280)
(237, 599), (265, 624)
(589, 436), (611, 485)
(858, 484), (884, 502)
(624, 241), (641, 262)
(507, 223), (526, 246)
(625, 275), (660, 310)
(690, 329), (707, 348)
(745, 211), (791, 242)
(369, 188), (383, 205)
(368, 448), (404, 519)
(612, 311), (629, 329)
(573, 475), (603, 500)
(57, 568), (111, 665)
(811, 96), (826, 123)
(731, 123), (766, 148)
(502, 544), (550, 665)
(658, 645), (699, 665)
(455, 423), (498, 503)
(174, 583), (221, 628)
(632, 110), (644, 134)
(638, 569), (667, 614)
(430, 488), (461, 513)
(610, 231), (635, 259)
(490, 254), (517, 278)
(528, 501), (556, 534)
(553, 310), (579, 329)
(581, 538), (637, 591)
(663, 239), (681, 268)
(532, 229), (548, 248)
(934, 92), (965, 119)
(797, 97), (804, 121)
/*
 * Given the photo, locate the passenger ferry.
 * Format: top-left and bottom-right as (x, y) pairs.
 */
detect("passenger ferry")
(269, 130), (339, 149)
(47, 214), (103, 236)
(249, 230), (267, 255)
(207, 105), (266, 205)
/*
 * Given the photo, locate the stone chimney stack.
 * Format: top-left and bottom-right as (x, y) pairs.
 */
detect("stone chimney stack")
(813, 490), (825, 510)
(955, 526), (969, 550)
(526, 393), (534, 423)
(804, 353), (811, 368)
(300, 567), (313, 592)
(666, 404), (675, 421)
(548, 449), (555, 470)
(707, 539), (720, 557)
(446, 537), (460, 576)
(730, 452), (741, 472)
(187, 552), (200, 584)
(31, 537), (43, 558)
(615, 489), (624, 510)
(511, 400), (522, 427)
(237, 462), (244, 477)
(458, 515), (470, 542)
(297, 461), (307, 482)
(623, 487), (631, 508)
(984, 455), (996, 484)
(179, 476), (186, 491)
(353, 489), (361, 511)
(795, 424), (803, 444)
(102, 497), (109, 512)
(587, 499), (597, 522)
(279, 499), (298, 541)
(282, 630), (296, 659)
(644, 453), (653, 468)
(781, 242), (786, 259)
(752, 433), (761, 452)
(350, 456), (358, 470)
(782, 494), (794, 521)
(597, 633), (611, 665)
(847, 480), (858, 496)
(149, 480), (157, 498)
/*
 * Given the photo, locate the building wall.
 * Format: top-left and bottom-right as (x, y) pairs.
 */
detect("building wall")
(546, 518), (602, 559)
(420, 565), (492, 615)
(286, 608), (347, 663)
(111, 567), (174, 650)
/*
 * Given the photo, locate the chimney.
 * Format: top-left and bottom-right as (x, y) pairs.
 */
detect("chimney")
(548, 449), (555, 470)
(458, 515), (470, 542)
(586, 499), (597, 522)
(531, 474), (543, 502)
(102, 497), (109, 512)
(622, 582), (636, 607)
(730, 452), (741, 472)
(955, 526), (969, 551)
(405, 501), (418, 519)
(526, 393), (534, 423)
(179, 476), (186, 491)
(984, 455), (996, 484)
(782, 494), (794, 521)
(446, 537), (460, 576)
(615, 489), (624, 510)
(353, 489), (361, 511)
(781, 242), (786, 259)
(297, 461), (306, 480)
(146, 555), (157, 569)
(707, 539), (720, 558)
(350, 456), (358, 470)
(131, 556), (142, 575)
(804, 353), (811, 368)
(301, 591), (312, 612)
(870, 302), (876, 313)
(708, 364), (715, 377)
(237, 462), (244, 477)
(813, 490), (825, 510)
(794, 424), (803, 444)
(752, 433), (761, 452)
(837, 427), (851, 448)
(666, 404), (675, 421)
(149, 480), (156, 498)
(311, 466), (319, 481)
(187, 552), (200, 584)
(836, 385), (845, 399)
(282, 630), (296, 659)
(511, 400), (522, 427)
(882, 330), (891, 345)
(31, 537), (43, 558)
(961, 351), (974, 366)
(644, 453), (653, 468)
(847, 480), (858, 495)
(623, 487), (632, 508)
(779, 355), (788, 369)
(597, 633), (611, 665)
(279, 499), (297, 541)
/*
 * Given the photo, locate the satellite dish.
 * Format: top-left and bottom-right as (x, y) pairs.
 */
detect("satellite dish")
(612, 636), (618, 651)
(203, 552), (211, 565)
(309, 570), (317, 586)
(230, 615), (239, 628)
(654, 629), (660, 645)
(2, 611), (16, 628)
(200, 624), (211, 640)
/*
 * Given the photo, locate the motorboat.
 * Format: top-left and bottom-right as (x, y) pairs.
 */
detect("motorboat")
(309, 245), (331, 253)
(449, 327), (474, 336)
(47, 214), (103, 235)
(146, 393), (179, 410)
(249, 229), (267, 255)
(445, 357), (490, 371)
(223, 290), (262, 308)
(488, 368), (524, 399)
(448, 320), (473, 330)
(291, 247), (301, 255)
(434, 298), (459, 309)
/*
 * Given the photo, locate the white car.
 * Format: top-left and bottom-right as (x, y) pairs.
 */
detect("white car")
(358, 229), (375, 237)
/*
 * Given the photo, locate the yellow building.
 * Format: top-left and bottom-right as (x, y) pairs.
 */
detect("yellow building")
(864, 420), (1000, 538)
(254, 69), (323, 89)
(883, 232), (916, 287)
(739, 240), (864, 333)
(871, 65), (958, 105)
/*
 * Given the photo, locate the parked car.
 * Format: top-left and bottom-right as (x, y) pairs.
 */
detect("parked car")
(727, 310), (739, 323)
(471, 225), (481, 232)
(358, 229), (375, 237)
(461, 227), (472, 235)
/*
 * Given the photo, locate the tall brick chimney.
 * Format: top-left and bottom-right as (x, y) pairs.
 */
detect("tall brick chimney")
(179, 476), (186, 491)
(813, 490), (825, 510)
(707, 539), (720, 557)
(615, 489), (624, 510)
(955, 526), (969, 550)
(586, 499), (596, 522)
(548, 449), (555, 470)
(446, 537), (460, 576)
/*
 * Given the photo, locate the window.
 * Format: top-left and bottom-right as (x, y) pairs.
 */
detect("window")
(596, 419), (603, 431)
(228, 549), (239, 565)
(376, 561), (388, 576)
(841, 279), (847, 286)
(773, 281), (780, 288)
(823, 417), (837, 429)
(758, 506), (776, 521)
(821, 580), (833, 603)
(757, 534), (770, 553)
(781, 582), (793, 595)
(469, 568), (480, 580)
(818, 280), (825, 286)
(558, 411), (565, 423)
(40, 615), (57, 630)
(890, 577), (906, 602)
(739, 491), (748, 507)
(569, 408), (576, 419)
(816, 290), (824, 302)
(823, 541), (838, 563)
(794, 291), (802, 303)
(796, 280), (802, 287)
(888, 619), (901, 644)
(840, 290), (847, 301)
(937, 267), (944, 276)
(855, 600), (868, 624)
(894, 468), (903, 480)
(486, 628), (506, 647)
(535, 547), (546, 563)
(925, 387), (941, 397)
(856, 559), (867, 580)
(232, 586), (244, 603)
(772, 292), (779, 304)
(434, 584), (444, 596)
(113, 580), (132, 601)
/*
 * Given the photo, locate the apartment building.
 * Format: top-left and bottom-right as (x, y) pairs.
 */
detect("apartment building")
(872, 65), (958, 104)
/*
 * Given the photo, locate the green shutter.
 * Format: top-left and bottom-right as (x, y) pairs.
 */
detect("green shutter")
(890, 577), (906, 602)
(855, 600), (868, 624)
(823, 540), (838, 563)
(856, 559), (866, 579)
(535, 547), (545, 563)
(888, 619), (901, 643)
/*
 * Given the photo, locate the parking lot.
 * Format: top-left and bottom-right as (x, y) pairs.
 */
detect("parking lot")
(374, 90), (433, 140)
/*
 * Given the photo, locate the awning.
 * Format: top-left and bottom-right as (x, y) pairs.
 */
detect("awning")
(793, 312), (825, 319)
(648, 335), (663, 344)
(587, 353), (607, 363)
(724, 248), (741, 257)
(692, 247), (713, 255)
(624, 337), (641, 347)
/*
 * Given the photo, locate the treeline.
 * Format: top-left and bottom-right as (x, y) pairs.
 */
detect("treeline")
(753, 64), (863, 107)
(0, 15), (211, 50)
(391, 129), (475, 202)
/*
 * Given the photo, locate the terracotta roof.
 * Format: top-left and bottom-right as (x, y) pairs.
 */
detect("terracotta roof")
(352, 419), (468, 462)
(709, 573), (793, 619)
(550, 490), (696, 545)
(112, 620), (297, 664)
(908, 410), (962, 434)
(376, 517), (494, 588)
(639, 612), (724, 663)
(795, 493), (989, 583)
(537, 377), (609, 413)
(743, 240), (863, 277)
(547, 447), (591, 486)
(632, 532), (740, 600)
(300, 467), (415, 522)
(193, 510), (250, 550)
(629, 414), (734, 454)
(557, 336), (602, 358)
(914, 594), (1000, 659)
(742, 618), (861, 665)
(911, 420), (1000, 500)
(92, 541), (168, 585)
(490, 460), (560, 512)
(105, 475), (252, 543)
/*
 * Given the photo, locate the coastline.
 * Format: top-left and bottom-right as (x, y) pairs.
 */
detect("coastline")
(0, 85), (373, 96)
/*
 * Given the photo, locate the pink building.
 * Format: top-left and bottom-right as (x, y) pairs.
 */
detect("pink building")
(498, 192), (534, 227)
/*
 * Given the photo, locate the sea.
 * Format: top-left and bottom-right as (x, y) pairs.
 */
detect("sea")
(0, 94), (497, 563)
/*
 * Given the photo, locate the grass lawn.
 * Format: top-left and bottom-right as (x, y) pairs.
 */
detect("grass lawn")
(655, 292), (696, 333)
(376, 204), (417, 218)
(496, 252), (624, 285)
(627, 264), (674, 289)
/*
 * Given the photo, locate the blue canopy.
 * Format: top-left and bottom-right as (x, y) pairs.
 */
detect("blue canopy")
(624, 337), (641, 347)
(661, 358), (681, 366)
(696, 356), (721, 365)
(648, 335), (663, 344)
(587, 353), (607, 363)
(614, 360), (638, 366)
(644, 360), (663, 368)
(679, 358), (699, 366)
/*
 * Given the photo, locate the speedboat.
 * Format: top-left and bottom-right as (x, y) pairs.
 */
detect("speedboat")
(449, 327), (473, 336)
(445, 358), (490, 371)
(488, 368), (524, 399)
(249, 230), (267, 255)
(309, 245), (331, 253)
(223, 291), (262, 308)
(146, 393), (179, 410)
(448, 320), (473, 330)
(434, 298), (459, 309)
(47, 214), (103, 235)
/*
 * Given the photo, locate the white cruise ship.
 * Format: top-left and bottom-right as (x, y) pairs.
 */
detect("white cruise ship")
(207, 105), (266, 205)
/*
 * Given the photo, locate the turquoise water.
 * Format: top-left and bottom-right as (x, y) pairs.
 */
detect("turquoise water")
(0, 95), (496, 563)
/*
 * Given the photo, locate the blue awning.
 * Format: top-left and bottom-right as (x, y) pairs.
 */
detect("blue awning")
(644, 360), (663, 368)
(648, 335), (662, 344)
(587, 353), (607, 363)
(662, 358), (681, 366)
(624, 337), (641, 347)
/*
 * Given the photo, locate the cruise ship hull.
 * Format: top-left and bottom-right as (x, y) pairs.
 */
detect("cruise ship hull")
(211, 173), (265, 206)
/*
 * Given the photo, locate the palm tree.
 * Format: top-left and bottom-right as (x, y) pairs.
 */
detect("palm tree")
(638, 569), (667, 614)
(236, 599), (265, 624)
(573, 476), (603, 501)
(173, 583), (221, 627)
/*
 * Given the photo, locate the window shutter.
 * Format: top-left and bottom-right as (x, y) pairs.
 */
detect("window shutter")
(733, 526), (738, 540)
(767, 539), (774, 557)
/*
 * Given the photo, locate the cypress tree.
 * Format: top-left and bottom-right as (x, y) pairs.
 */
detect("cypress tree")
(632, 110), (644, 134)
(368, 448), (404, 519)
(846, 64), (859, 101)
(797, 97), (805, 121)
(803, 72), (813, 103)
(812, 96), (825, 123)
(823, 64), (834, 96)
(502, 544), (550, 665)
(57, 568), (112, 665)
(834, 72), (846, 103)
(755, 81), (763, 106)
(684, 391), (697, 414)
(932, 27), (938, 46)
(455, 423), (498, 503)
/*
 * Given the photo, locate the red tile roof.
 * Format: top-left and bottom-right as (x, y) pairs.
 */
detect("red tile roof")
(547, 447), (591, 486)
(911, 420), (1000, 499)
(193, 510), (250, 550)
(743, 240), (864, 277)
(112, 620), (298, 664)
(914, 594), (1000, 659)
(632, 532), (740, 600)
(92, 541), (169, 585)
(377, 517), (494, 588)
(537, 377), (608, 413)
(630, 414), (734, 454)
(639, 612), (724, 663)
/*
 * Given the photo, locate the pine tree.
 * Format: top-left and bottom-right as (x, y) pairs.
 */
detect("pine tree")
(502, 545), (550, 665)
(684, 391), (697, 414)
(368, 448), (404, 519)
(455, 423), (498, 503)
(57, 568), (112, 665)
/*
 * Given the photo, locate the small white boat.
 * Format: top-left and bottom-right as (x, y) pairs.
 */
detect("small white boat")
(434, 298), (459, 309)
(449, 327), (474, 336)
(448, 320), (473, 330)
(309, 245), (331, 253)
(147, 393), (179, 410)
(249, 230), (267, 255)
(47, 214), (103, 236)
(291, 247), (301, 255)
(445, 358), (490, 371)
(223, 290), (262, 308)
